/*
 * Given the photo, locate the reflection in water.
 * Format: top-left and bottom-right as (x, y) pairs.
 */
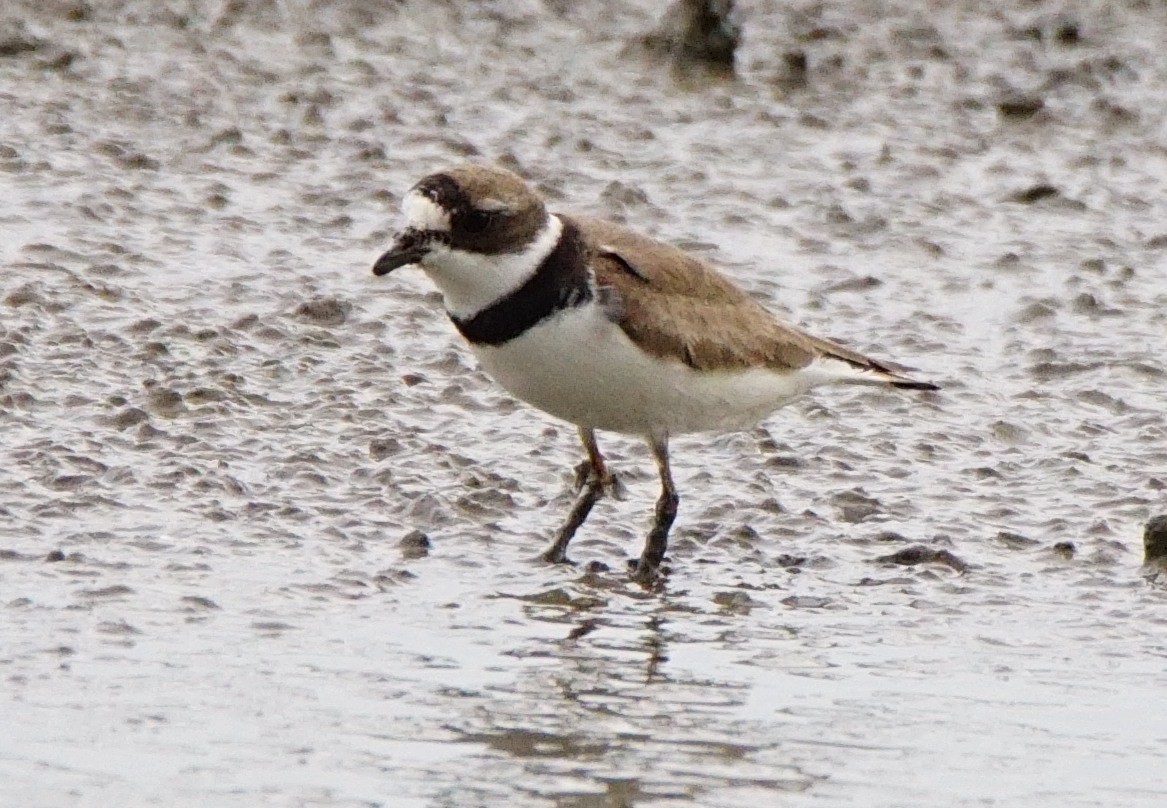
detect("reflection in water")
(449, 583), (816, 803)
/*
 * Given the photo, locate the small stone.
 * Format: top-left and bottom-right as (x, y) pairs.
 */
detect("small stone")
(600, 180), (649, 207)
(1010, 184), (1059, 204)
(294, 297), (351, 326)
(1144, 516), (1167, 563)
(64, 2), (93, 22)
(181, 595), (221, 610)
(781, 595), (830, 609)
(831, 490), (881, 523)
(996, 531), (1039, 550)
(874, 546), (969, 573)
(110, 407), (149, 429)
(370, 438), (403, 461)
(398, 529), (430, 559)
(0, 36), (41, 58)
(1053, 21), (1081, 46)
(145, 386), (185, 415)
(128, 318), (162, 334)
(1015, 301), (1056, 322)
(641, 0), (740, 71)
(998, 95), (1044, 119)
(119, 152), (159, 170)
(713, 590), (757, 613)
(780, 50), (808, 86)
(5, 285), (44, 307)
(184, 387), (226, 405)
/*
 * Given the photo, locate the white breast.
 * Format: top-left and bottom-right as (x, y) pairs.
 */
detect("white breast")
(470, 300), (822, 436)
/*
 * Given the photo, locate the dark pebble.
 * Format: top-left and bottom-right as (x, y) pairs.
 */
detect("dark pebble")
(832, 489), (882, 523)
(995, 252), (1022, 268)
(781, 50), (808, 86)
(1144, 516), (1167, 563)
(874, 545), (969, 573)
(1010, 184), (1060, 204)
(0, 36), (41, 58)
(369, 438), (403, 460)
(181, 595), (221, 610)
(294, 297), (351, 326)
(641, 0), (740, 70)
(119, 152), (159, 170)
(64, 2), (93, 22)
(1053, 22), (1081, 46)
(601, 180), (649, 207)
(399, 529), (430, 559)
(997, 95), (1044, 119)
(996, 530), (1039, 550)
(110, 406), (149, 429)
(713, 591), (757, 613)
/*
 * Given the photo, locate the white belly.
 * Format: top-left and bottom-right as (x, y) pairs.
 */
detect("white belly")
(469, 303), (819, 436)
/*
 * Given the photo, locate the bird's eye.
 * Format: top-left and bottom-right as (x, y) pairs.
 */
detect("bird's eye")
(461, 207), (499, 234)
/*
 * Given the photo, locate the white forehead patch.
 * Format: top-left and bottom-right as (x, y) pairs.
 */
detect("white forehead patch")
(402, 190), (451, 231)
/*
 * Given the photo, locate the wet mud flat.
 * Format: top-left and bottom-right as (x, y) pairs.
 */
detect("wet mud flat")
(2, 1), (1167, 806)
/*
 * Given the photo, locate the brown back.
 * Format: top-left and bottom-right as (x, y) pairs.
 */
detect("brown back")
(571, 216), (822, 372)
(571, 215), (928, 382)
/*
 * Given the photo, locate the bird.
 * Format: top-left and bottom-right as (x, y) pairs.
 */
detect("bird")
(372, 165), (938, 582)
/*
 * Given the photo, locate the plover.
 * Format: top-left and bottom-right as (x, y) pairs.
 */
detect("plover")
(373, 165), (937, 582)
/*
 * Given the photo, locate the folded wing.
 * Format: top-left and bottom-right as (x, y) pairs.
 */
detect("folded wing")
(572, 215), (936, 390)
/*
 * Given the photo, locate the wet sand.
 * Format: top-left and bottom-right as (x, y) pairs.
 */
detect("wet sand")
(3, 1), (1167, 805)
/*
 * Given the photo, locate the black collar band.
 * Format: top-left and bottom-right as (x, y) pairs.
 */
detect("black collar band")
(449, 218), (592, 347)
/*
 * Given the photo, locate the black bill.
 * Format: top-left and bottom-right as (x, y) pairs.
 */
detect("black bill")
(372, 229), (433, 276)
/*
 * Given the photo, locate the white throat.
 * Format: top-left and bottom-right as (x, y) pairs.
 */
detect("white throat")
(420, 213), (563, 319)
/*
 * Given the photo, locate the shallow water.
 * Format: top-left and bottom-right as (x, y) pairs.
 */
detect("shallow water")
(3, 1), (1167, 806)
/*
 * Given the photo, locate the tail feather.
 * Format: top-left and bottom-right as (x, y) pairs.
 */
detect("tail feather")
(846, 365), (940, 391)
(889, 377), (940, 391)
(806, 334), (940, 392)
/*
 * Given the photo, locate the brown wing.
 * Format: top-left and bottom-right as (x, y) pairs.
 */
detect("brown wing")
(571, 215), (936, 387)
(570, 215), (819, 372)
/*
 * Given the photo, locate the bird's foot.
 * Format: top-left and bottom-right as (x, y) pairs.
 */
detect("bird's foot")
(570, 460), (592, 493)
(538, 546), (574, 565)
(601, 471), (627, 501)
(571, 461), (626, 501)
(627, 556), (666, 586)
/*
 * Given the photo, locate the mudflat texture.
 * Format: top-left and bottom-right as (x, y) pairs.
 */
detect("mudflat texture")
(3, 1), (1166, 806)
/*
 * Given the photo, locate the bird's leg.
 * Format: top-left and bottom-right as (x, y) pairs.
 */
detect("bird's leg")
(540, 427), (613, 564)
(632, 433), (678, 583)
(570, 428), (625, 500)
